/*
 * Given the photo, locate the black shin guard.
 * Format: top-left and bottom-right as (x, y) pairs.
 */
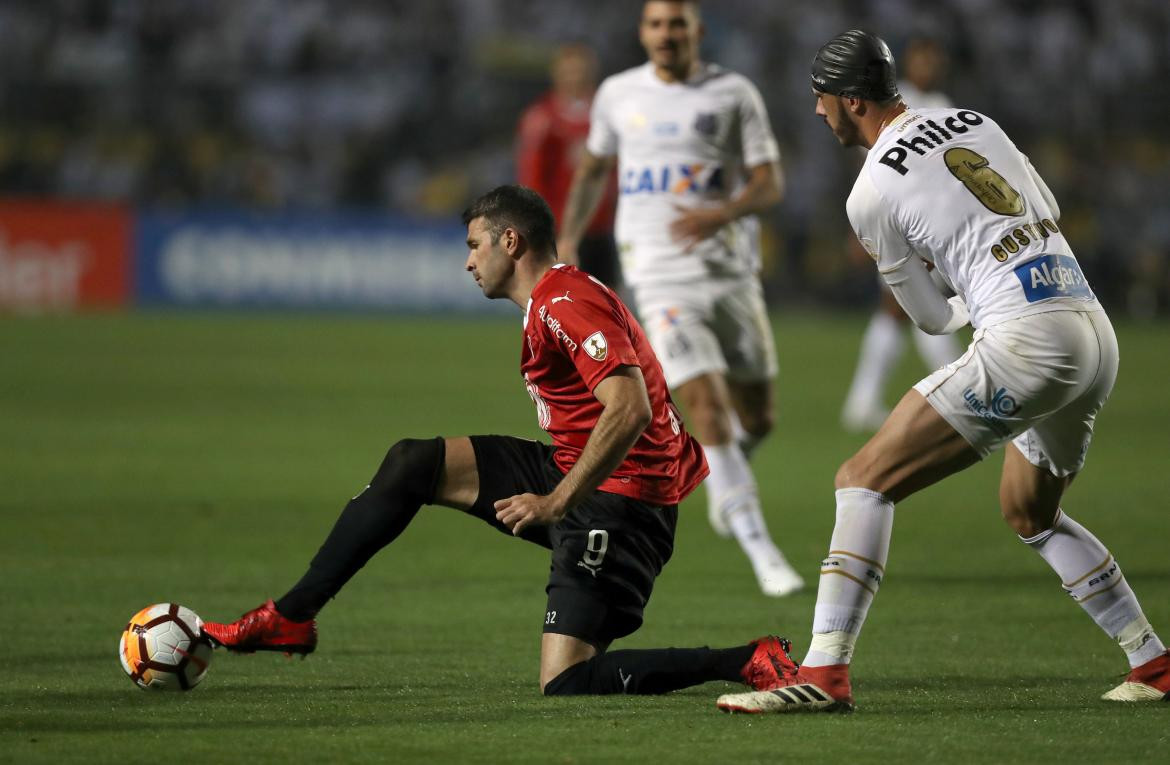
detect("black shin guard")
(543, 645), (753, 696)
(275, 437), (445, 621)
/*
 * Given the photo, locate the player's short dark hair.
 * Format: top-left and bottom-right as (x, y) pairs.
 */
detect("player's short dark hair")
(462, 185), (557, 255)
(643, 0), (700, 15)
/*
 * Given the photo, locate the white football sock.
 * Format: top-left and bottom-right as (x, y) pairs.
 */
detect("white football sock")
(842, 312), (903, 422)
(911, 325), (961, 370)
(704, 443), (784, 565)
(803, 488), (895, 668)
(1022, 510), (1165, 668)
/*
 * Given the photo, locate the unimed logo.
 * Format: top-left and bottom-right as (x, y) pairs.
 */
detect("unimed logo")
(0, 230), (90, 309)
(0, 201), (130, 311)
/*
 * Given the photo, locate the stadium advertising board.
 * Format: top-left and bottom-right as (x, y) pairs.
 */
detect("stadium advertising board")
(136, 209), (506, 313)
(0, 200), (131, 312)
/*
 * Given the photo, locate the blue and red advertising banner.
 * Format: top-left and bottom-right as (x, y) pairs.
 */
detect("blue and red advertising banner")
(2, 200), (508, 314)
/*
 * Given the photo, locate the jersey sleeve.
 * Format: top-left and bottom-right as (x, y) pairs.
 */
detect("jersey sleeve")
(737, 77), (781, 168)
(848, 169), (967, 335)
(585, 78), (619, 158)
(543, 280), (639, 391)
(1023, 155), (1060, 222)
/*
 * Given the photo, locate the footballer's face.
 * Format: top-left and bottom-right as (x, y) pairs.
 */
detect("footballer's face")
(465, 216), (515, 299)
(640, 1), (702, 77)
(814, 91), (863, 147)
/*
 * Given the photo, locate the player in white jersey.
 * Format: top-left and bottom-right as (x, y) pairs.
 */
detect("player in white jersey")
(840, 36), (962, 432)
(718, 30), (1168, 714)
(559, 0), (802, 597)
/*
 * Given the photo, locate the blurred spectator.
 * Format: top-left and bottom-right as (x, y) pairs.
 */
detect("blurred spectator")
(515, 42), (619, 287)
(0, 0), (1167, 313)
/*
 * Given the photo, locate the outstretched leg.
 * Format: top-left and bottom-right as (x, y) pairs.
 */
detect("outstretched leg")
(541, 632), (794, 696)
(204, 437), (478, 652)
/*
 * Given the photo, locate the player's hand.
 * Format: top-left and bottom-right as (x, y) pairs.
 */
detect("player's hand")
(669, 204), (730, 251)
(556, 237), (580, 267)
(494, 493), (567, 536)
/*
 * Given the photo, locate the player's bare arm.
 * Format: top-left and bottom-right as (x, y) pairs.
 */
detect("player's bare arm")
(495, 366), (652, 535)
(669, 160), (782, 250)
(557, 150), (617, 265)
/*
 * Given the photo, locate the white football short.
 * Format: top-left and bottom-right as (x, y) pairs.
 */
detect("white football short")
(633, 276), (778, 389)
(913, 308), (1117, 476)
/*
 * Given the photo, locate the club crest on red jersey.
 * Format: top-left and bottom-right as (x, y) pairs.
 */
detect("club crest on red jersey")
(583, 332), (608, 361)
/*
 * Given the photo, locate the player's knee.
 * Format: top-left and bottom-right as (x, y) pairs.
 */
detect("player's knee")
(1000, 503), (1057, 539)
(371, 437), (445, 504)
(687, 402), (734, 444)
(740, 409), (774, 440)
(834, 456), (893, 497)
(834, 455), (869, 491)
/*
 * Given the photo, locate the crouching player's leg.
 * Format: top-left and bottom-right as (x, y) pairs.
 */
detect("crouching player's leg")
(203, 436), (461, 654)
(532, 460), (797, 696)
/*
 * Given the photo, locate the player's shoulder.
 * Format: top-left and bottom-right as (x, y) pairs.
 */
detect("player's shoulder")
(599, 63), (654, 93)
(846, 166), (884, 224)
(534, 264), (612, 301)
(693, 62), (760, 94)
(517, 95), (554, 132)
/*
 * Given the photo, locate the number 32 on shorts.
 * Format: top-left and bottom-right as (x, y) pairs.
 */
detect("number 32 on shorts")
(576, 529), (609, 578)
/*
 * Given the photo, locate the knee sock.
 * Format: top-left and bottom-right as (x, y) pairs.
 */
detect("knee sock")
(543, 644), (754, 695)
(1021, 510), (1165, 668)
(842, 312), (903, 418)
(911, 326), (961, 370)
(803, 488), (895, 668)
(704, 443), (785, 569)
(275, 438), (445, 621)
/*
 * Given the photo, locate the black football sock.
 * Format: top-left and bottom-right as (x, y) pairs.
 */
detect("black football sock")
(542, 645), (754, 696)
(275, 437), (445, 621)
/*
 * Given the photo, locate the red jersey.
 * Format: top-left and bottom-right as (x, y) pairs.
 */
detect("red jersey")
(521, 264), (707, 505)
(515, 92), (616, 234)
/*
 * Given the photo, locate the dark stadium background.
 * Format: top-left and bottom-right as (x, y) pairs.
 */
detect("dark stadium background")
(1, 0), (1168, 315)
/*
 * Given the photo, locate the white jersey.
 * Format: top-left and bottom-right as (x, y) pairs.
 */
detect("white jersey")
(587, 62), (780, 288)
(848, 107), (1099, 330)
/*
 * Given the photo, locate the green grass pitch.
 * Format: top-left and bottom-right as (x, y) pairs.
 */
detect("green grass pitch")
(1, 311), (1167, 763)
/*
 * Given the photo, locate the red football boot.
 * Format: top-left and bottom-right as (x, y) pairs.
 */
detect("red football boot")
(718, 662), (854, 713)
(202, 599), (317, 656)
(740, 636), (798, 691)
(1101, 651), (1170, 702)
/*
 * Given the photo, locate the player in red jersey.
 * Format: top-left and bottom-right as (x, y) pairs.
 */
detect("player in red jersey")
(204, 185), (799, 697)
(515, 43), (620, 287)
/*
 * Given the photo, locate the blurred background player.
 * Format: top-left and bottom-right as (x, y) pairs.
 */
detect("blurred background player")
(718, 30), (1168, 714)
(839, 36), (962, 432)
(515, 43), (620, 288)
(557, 0), (801, 598)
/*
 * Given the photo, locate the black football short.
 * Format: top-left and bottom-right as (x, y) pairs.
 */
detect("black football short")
(466, 435), (678, 647)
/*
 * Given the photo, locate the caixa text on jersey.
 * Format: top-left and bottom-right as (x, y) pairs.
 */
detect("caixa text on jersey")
(620, 164), (724, 195)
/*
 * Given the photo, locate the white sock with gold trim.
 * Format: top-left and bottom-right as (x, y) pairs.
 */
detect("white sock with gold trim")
(1022, 510), (1165, 668)
(803, 488), (895, 668)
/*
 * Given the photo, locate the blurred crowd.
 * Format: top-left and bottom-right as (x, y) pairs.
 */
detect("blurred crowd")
(1, 0), (1168, 314)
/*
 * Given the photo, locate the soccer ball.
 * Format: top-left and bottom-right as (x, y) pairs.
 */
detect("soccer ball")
(118, 603), (212, 691)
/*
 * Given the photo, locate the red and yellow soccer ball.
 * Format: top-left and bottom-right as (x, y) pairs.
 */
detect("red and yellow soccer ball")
(119, 603), (212, 691)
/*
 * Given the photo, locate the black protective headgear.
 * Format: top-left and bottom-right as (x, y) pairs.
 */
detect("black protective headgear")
(811, 30), (900, 101)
